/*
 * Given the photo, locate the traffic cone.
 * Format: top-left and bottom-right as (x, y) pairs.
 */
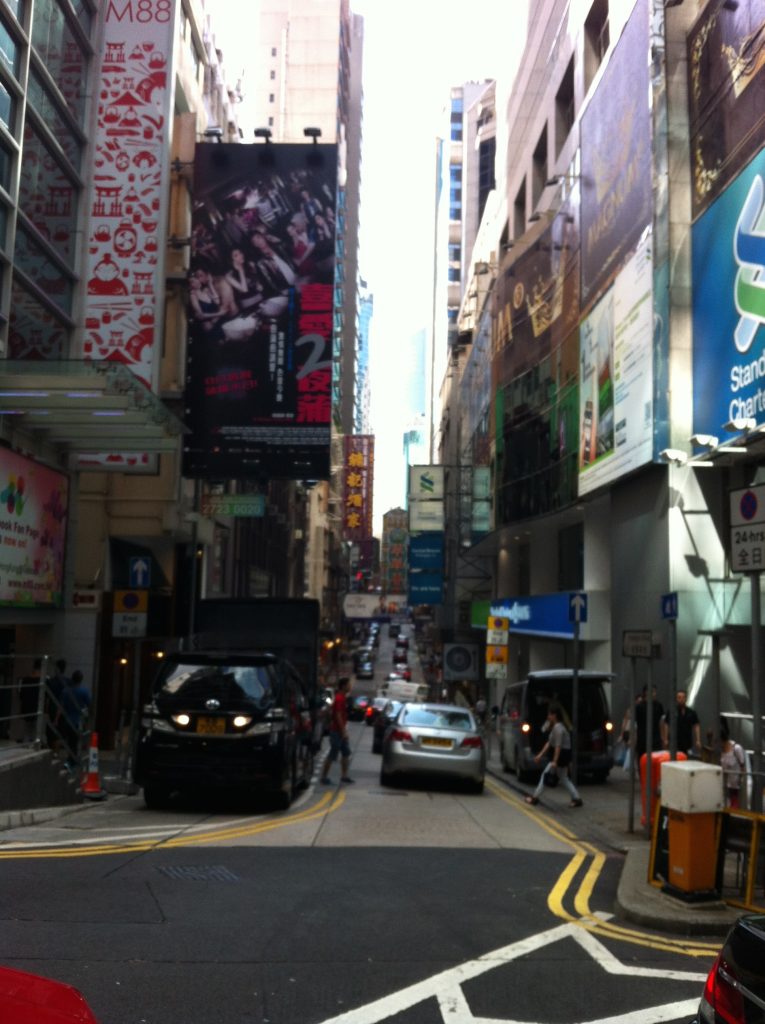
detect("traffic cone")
(80, 732), (107, 801)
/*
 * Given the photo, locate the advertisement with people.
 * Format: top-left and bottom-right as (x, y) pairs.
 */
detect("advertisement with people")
(183, 143), (338, 479)
(0, 450), (68, 608)
(578, 234), (654, 495)
(692, 146), (765, 436)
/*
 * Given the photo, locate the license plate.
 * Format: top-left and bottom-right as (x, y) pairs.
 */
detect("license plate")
(422, 736), (452, 748)
(196, 716), (226, 735)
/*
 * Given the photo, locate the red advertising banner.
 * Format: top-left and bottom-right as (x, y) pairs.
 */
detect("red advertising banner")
(183, 143), (338, 479)
(0, 450), (68, 608)
(342, 435), (374, 541)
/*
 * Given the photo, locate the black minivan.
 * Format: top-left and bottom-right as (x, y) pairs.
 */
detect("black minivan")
(497, 669), (614, 782)
(134, 651), (316, 809)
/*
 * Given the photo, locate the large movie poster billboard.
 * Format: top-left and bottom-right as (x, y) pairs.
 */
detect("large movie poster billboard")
(183, 143), (338, 479)
(580, 0), (651, 304)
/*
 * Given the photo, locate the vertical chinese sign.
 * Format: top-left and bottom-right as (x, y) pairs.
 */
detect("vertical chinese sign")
(342, 435), (374, 541)
(80, 0), (177, 469)
(182, 143), (338, 479)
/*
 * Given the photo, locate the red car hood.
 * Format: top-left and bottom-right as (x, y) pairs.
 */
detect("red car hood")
(0, 966), (99, 1023)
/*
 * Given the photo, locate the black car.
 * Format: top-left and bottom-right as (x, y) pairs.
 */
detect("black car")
(356, 660), (374, 680)
(372, 699), (403, 754)
(348, 694), (372, 721)
(133, 651), (315, 810)
(690, 913), (765, 1024)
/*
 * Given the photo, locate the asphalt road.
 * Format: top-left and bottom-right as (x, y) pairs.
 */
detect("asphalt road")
(0, 712), (714, 1024)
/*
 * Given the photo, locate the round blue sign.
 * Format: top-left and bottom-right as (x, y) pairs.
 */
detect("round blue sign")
(740, 490), (758, 521)
(123, 592), (139, 610)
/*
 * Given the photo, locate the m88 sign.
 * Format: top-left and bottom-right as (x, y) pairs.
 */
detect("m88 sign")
(105, 1), (173, 21)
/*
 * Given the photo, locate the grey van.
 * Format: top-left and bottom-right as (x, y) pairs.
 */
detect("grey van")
(497, 669), (614, 782)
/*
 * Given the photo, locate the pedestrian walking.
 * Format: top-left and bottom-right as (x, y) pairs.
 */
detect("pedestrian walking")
(719, 717), (746, 809)
(660, 689), (701, 756)
(45, 658), (69, 749)
(17, 658), (43, 743)
(525, 706), (583, 808)
(60, 670), (92, 767)
(320, 676), (355, 785)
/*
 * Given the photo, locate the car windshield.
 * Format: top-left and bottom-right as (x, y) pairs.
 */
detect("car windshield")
(402, 707), (473, 731)
(155, 660), (278, 708)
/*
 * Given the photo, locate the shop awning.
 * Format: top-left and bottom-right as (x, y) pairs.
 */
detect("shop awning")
(0, 360), (187, 458)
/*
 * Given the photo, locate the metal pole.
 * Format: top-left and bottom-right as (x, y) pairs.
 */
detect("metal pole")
(751, 570), (762, 814)
(645, 658), (654, 838)
(572, 617), (580, 786)
(628, 655), (637, 833)
(126, 638), (142, 780)
(187, 478), (201, 643)
(669, 618), (678, 759)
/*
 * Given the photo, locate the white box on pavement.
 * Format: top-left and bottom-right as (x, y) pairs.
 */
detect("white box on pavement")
(660, 760), (723, 813)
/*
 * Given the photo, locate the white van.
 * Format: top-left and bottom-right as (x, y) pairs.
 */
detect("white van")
(378, 679), (429, 703)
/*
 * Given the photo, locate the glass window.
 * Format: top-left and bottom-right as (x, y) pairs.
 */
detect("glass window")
(27, 70), (83, 170)
(0, 138), (12, 191)
(0, 78), (13, 133)
(449, 203), (461, 220)
(8, 276), (68, 359)
(31, 0), (88, 127)
(19, 123), (79, 267)
(0, 15), (19, 76)
(70, 0), (91, 33)
(271, 47), (277, 56)
(14, 225), (74, 314)
(4, 1), (24, 23)
(448, 267), (460, 282)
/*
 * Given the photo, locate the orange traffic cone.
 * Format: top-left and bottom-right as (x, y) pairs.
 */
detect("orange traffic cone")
(80, 732), (107, 801)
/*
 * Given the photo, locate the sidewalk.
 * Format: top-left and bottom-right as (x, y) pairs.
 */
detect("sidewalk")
(484, 734), (740, 937)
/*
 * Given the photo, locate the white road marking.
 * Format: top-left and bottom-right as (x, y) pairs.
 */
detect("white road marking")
(315, 923), (706, 1024)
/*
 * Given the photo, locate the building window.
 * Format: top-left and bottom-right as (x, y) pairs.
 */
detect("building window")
(448, 267), (460, 282)
(478, 136), (495, 223)
(27, 69), (83, 171)
(269, 93), (274, 103)
(0, 14), (19, 77)
(8, 277), (69, 360)
(31, 1), (88, 127)
(271, 46), (277, 56)
(20, 122), (79, 267)
(270, 69), (275, 79)
(268, 116), (273, 126)
(585, 0), (610, 93)
(448, 243), (460, 263)
(531, 124), (547, 210)
(513, 179), (526, 238)
(0, 139), (12, 192)
(0, 78), (15, 133)
(450, 111), (462, 142)
(555, 57), (575, 157)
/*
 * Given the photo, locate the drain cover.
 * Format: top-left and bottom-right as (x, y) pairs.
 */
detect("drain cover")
(157, 865), (239, 882)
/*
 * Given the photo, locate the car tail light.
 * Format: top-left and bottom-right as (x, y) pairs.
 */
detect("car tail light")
(390, 728), (412, 742)
(699, 953), (745, 1024)
(460, 736), (483, 749)
(365, 707), (374, 719)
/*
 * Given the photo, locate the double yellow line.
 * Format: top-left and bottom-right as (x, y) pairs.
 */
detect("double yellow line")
(485, 778), (719, 958)
(0, 789), (346, 859)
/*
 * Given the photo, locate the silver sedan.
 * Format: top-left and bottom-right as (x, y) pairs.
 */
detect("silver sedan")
(379, 703), (485, 793)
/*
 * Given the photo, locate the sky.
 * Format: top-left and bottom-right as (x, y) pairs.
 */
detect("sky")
(208, 0), (529, 535)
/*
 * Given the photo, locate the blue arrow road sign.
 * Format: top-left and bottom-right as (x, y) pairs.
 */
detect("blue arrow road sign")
(569, 592), (588, 623)
(129, 556), (151, 589)
(661, 591), (678, 619)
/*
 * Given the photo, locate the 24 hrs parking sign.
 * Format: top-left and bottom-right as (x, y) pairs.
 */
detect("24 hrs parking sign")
(730, 485), (765, 571)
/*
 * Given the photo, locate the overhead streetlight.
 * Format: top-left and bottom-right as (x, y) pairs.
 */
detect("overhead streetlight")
(690, 434), (719, 449)
(254, 127), (273, 143)
(303, 126), (322, 143)
(723, 417), (757, 433)
(659, 448), (688, 465)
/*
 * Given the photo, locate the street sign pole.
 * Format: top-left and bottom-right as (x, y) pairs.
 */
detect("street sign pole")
(751, 570), (762, 814)
(572, 616), (580, 786)
(628, 656), (637, 834)
(645, 657), (654, 838)
(668, 618), (677, 760)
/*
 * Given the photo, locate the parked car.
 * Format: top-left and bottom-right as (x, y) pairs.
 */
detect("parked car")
(388, 622), (400, 638)
(497, 670), (614, 782)
(689, 913), (765, 1024)
(133, 651), (316, 810)
(380, 702), (485, 792)
(0, 964), (100, 1023)
(348, 694), (372, 721)
(392, 647), (408, 665)
(395, 635), (409, 649)
(372, 699), (403, 753)
(356, 660), (374, 680)
(365, 696), (389, 726)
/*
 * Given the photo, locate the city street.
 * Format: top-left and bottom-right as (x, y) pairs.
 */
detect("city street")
(0, 713), (715, 1024)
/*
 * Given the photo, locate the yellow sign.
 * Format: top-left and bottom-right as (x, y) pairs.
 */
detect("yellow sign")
(114, 589), (148, 613)
(486, 645), (509, 664)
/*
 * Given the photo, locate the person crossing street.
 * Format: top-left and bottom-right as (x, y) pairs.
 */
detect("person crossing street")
(525, 706), (583, 808)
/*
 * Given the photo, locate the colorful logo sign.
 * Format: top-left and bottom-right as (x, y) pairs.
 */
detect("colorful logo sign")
(692, 146), (765, 436)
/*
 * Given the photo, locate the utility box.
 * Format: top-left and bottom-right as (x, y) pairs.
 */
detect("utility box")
(661, 760), (723, 813)
(661, 761), (722, 896)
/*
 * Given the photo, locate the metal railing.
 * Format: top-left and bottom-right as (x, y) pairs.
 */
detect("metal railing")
(0, 655), (88, 774)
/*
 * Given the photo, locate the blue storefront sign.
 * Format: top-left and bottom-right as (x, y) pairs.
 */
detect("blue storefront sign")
(489, 593), (577, 640)
(692, 145), (765, 437)
(408, 571), (443, 606)
(409, 533), (444, 571)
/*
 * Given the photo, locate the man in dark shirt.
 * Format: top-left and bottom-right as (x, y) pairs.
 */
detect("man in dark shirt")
(661, 689), (701, 755)
(320, 677), (354, 785)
